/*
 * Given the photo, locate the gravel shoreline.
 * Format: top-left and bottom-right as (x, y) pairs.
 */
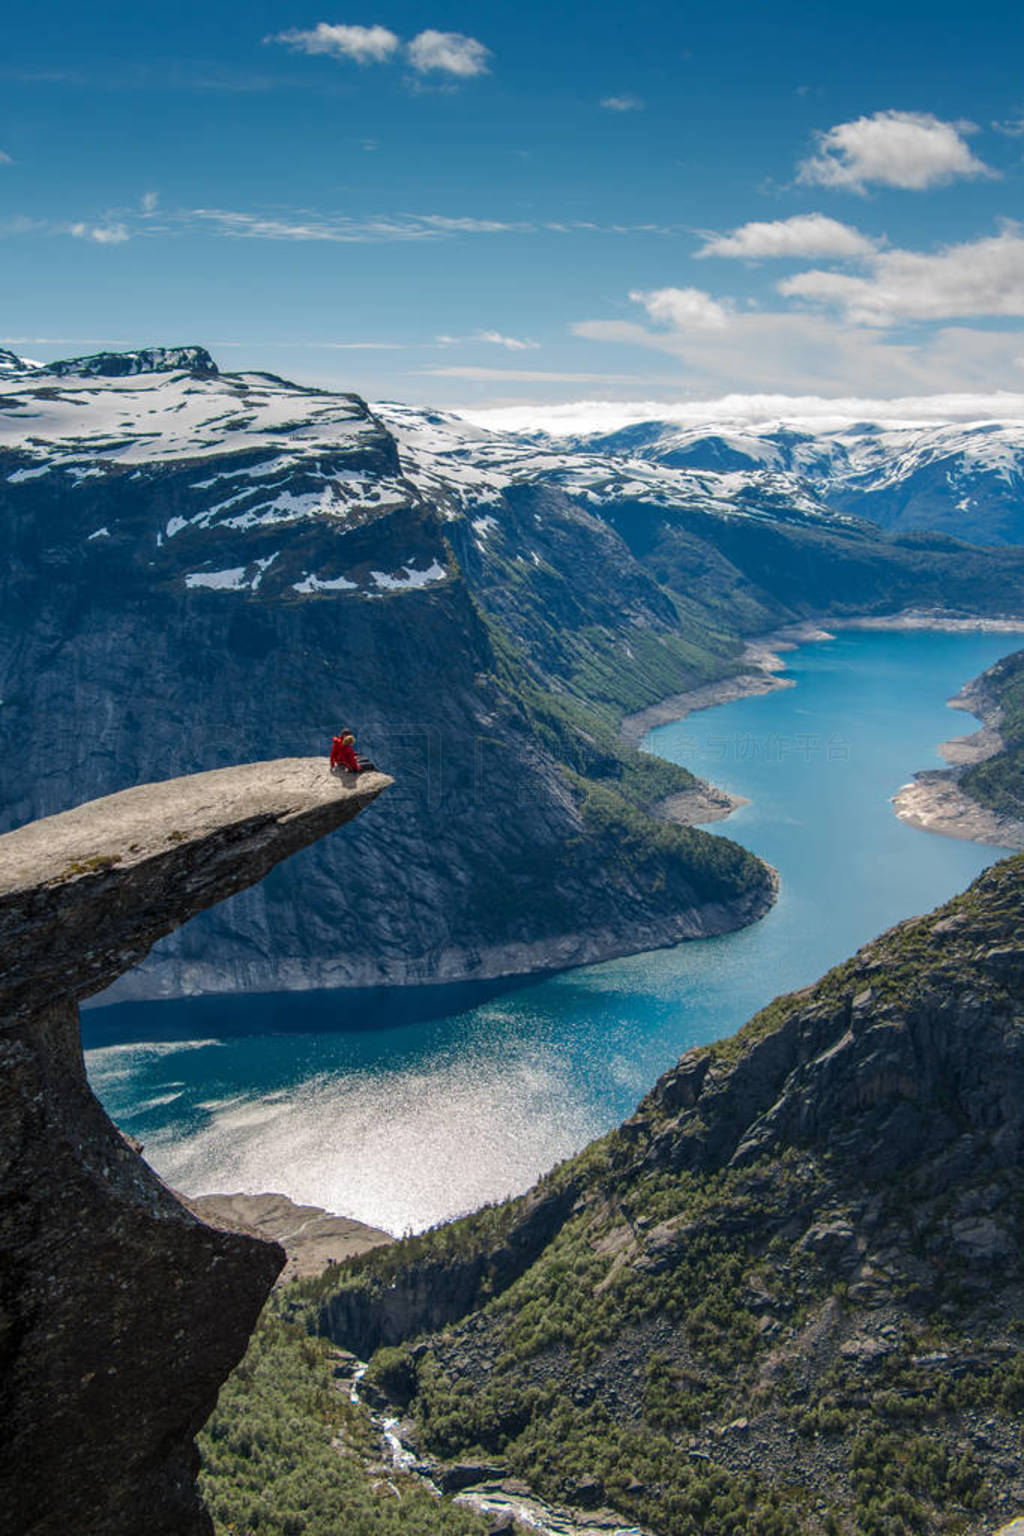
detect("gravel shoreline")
(891, 675), (1024, 852)
(622, 609), (1024, 842)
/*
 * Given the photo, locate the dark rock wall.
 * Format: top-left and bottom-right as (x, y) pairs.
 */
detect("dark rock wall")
(0, 467), (771, 998)
(0, 1000), (280, 1536)
(318, 1182), (579, 1358)
(0, 762), (387, 1534)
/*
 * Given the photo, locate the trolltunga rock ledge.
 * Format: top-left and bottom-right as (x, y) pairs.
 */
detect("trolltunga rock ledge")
(0, 759), (389, 1536)
(0, 757), (391, 1020)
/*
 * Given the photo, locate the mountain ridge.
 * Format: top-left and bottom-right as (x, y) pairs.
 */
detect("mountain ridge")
(4, 347), (1024, 999)
(559, 414), (1024, 546)
(293, 852), (1024, 1536)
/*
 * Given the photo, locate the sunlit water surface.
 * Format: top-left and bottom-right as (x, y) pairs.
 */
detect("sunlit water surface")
(84, 630), (1023, 1234)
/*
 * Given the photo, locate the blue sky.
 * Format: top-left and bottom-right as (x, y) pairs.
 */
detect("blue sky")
(3, 0), (1024, 407)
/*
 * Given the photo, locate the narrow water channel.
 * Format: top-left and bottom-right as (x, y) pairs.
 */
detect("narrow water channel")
(84, 628), (1023, 1235)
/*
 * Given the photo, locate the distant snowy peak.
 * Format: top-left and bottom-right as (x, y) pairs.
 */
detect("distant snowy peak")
(565, 416), (1024, 482)
(374, 400), (852, 530)
(0, 364), (387, 468)
(0, 344), (217, 381)
(559, 417), (1024, 544)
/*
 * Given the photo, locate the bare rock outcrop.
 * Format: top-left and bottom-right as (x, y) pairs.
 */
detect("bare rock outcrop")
(188, 1192), (392, 1282)
(0, 759), (389, 1536)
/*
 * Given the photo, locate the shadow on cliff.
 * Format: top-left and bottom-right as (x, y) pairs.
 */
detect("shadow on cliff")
(81, 974), (540, 1048)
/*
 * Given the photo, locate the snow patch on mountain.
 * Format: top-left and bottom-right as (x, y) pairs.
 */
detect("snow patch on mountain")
(0, 368), (379, 469)
(369, 559), (447, 590)
(293, 572), (359, 594)
(184, 567), (250, 591)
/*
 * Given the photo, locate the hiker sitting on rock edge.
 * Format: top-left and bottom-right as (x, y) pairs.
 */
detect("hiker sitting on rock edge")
(330, 730), (377, 775)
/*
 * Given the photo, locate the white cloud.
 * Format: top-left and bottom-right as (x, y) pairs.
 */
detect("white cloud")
(457, 391), (1024, 435)
(780, 227), (1024, 325)
(436, 330), (539, 350)
(601, 94), (644, 112)
(572, 290), (1024, 396)
(179, 207), (677, 242)
(698, 213), (876, 260)
(188, 209), (461, 242)
(70, 222), (130, 245)
(267, 22), (399, 64)
(476, 329), (538, 350)
(407, 30), (490, 77)
(630, 286), (731, 330)
(993, 118), (1024, 137)
(141, 190), (159, 213)
(0, 151), (12, 165)
(798, 110), (993, 191)
(414, 214), (522, 233)
(420, 366), (634, 382)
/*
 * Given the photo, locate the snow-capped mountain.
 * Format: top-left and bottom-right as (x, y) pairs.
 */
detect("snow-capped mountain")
(557, 415), (1024, 546)
(372, 400), (852, 531)
(8, 345), (1022, 553)
(1, 347), (855, 565)
(3, 346), (1023, 1000)
(0, 347), (447, 599)
(5, 345), (1024, 548)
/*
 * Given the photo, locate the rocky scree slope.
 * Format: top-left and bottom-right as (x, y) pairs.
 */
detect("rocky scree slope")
(303, 854), (1024, 1536)
(0, 349), (775, 997)
(0, 759), (387, 1536)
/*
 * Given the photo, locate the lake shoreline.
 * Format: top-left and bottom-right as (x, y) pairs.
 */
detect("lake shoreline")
(891, 674), (1024, 852)
(94, 627), (1021, 1236)
(93, 876), (778, 1002)
(624, 608), (1024, 843)
(189, 1191), (393, 1275)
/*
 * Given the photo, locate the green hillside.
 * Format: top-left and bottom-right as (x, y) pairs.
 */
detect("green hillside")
(253, 855), (1024, 1536)
(961, 648), (1024, 820)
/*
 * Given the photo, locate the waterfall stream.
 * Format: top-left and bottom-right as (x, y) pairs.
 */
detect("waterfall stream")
(346, 1361), (650, 1536)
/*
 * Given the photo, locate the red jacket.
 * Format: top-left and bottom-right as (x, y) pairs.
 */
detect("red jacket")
(330, 737), (361, 772)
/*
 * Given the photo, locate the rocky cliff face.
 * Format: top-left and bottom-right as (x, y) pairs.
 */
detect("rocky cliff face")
(4, 350), (1023, 1002)
(0, 760), (387, 1536)
(310, 854), (1024, 1535)
(0, 350), (777, 1000)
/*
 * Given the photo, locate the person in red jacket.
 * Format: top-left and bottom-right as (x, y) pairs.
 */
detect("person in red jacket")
(330, 731), (360, 773)
(330, 730), (376, 774)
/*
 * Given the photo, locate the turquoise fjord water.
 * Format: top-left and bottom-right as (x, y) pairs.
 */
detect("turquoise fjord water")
(84, 629), (1023, 1235)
